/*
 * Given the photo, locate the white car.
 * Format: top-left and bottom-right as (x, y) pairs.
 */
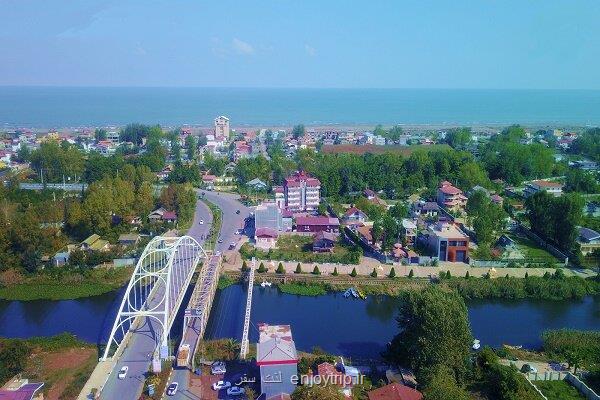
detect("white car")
(227, 386), (245, 396)
(166, 382), (178, 396)
(211, 361), (226, 375)
(199, 219), (204, 225)
(118, 366), (128, 379)
(212, 380), (231, 391)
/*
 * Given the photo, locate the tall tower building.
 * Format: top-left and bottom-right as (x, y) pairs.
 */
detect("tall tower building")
(214, 116), (230, 139)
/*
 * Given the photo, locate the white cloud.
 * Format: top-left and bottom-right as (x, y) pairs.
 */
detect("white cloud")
(232, 38), (255, 55)
(305, 44), (316, 57)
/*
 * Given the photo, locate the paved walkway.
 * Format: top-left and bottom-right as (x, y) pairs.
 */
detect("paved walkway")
(222, 256), (596, 279)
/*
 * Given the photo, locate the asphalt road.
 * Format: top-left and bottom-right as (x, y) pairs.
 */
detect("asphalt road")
(167, 190), (251, 400)
(100, 199), (213, 400)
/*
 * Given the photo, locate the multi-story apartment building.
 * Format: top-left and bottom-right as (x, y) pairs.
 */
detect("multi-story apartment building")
(427, 222), (470, 263)
(275, 171), (321, 211)
(214, 115), (230, 139)
(436, 181), (467, 212)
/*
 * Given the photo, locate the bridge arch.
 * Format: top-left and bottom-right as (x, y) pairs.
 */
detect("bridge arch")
(100, 235), (207, 362)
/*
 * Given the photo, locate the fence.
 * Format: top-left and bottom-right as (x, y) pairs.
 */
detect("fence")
(518, 224), (569, 266)
(526, 371), (600, 400)
(567, 373), (600, 400)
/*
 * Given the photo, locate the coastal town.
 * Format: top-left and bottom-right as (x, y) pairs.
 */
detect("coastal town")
(0, 115), (599, 400)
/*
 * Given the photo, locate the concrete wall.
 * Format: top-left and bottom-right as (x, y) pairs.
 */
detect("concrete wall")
(566, 373), (600, 400)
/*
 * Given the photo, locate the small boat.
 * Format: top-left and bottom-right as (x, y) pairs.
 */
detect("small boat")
(343, 287), (359, 298)
(356, 288), (367, 300)
(472, 339), (481, 350)
(260, 281), (272, 288)
(343, 288), (352, 298)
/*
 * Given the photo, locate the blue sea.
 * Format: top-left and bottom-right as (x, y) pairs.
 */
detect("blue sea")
(1, 87), (600, 127)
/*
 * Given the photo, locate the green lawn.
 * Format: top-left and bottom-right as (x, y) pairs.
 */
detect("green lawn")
(534, 380), (586, 400)
(508, 233), (559, 262)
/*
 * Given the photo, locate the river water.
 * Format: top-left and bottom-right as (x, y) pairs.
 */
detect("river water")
(1, 285), (599, 360)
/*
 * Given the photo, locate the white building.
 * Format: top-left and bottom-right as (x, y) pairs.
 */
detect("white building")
(524, 180), (563, 197)
(214, 116), (230, 139)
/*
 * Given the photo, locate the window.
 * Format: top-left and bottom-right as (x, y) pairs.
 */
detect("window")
(449, 241), (458, 246)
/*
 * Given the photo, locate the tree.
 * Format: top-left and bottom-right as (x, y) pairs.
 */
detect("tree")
(408, 269), (414, 278)
(94, 128), (107, 142)
(389, 267), (396, 278)
(295, 263), (302, 274)
(332, 267), (339, 276)
(257, 262), (267, 273)
(292, 124), (305, 139)
(466, 190), (505, 245)
(565, 169), (598, 193)
(291, 384), (345, 400)
(276, 262), (285, 274)
(445, 127), (472, 149)
(185, 134), (197, 160)
(241, 260), (249, 271)
(350, 267), (357, 277)
(370, 268), (378, 277)
(0, 340), (31, 384)
(542, 329), (600, 372)
(312, 265), (321, 275)
(135, 181), (155, 218)
(384, 286), (472, 385)
(423, 367), (471, 400)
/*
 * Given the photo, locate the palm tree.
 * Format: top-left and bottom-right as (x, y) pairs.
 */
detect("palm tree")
(223, 338), (240, 360)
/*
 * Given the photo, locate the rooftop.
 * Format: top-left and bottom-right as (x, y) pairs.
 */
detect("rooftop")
(367, 383), (423, 400)
(430, 222), (469, 240)
(295, 216), (340, 226)
(529, 180), (563, 188)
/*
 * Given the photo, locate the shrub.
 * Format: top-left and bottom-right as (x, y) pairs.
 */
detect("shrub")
(241, 260), (249, 271)
(465, 271), (470, 279)
(295, 263), (302, 274)
(350, 267), (357, 277)
(446, 270), (452, 279)
(371, 268), (378, 278)
(312, 266), (321, 275)
(389, 267), (397, 278)
(257, 262), (267, 273)
(525, 272), (529, 279)
(332, 267), (339, 276)
(407, 269), (414, 278)
(276, 262), (285, 274)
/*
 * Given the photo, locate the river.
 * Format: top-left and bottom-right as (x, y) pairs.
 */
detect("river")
(1, 285), (599, 360)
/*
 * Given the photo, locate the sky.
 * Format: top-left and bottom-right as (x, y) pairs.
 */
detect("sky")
(1, 0), (600, 89)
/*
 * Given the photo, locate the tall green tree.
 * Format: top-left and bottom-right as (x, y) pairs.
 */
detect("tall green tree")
(384, 286), (472, 385)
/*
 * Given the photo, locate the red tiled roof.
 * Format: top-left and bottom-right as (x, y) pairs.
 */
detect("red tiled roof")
(255, 227), (278, 238)
(203, 174), (216, 181)
(344, 207), (364, 217)
(530, 180), (563, 188)
(295, 216), (340, 226)
(317, 362), (352, 388)
(162, 211), (177, 220)
(439, 184), (462, 195)
(367, 383), (423, 400)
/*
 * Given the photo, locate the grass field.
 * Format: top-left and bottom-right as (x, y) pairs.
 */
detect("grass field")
(534, 380), (586, 400)
(508, 233), (559, 262)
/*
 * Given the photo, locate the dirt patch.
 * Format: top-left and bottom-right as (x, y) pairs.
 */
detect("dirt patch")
(26, 347), (96, 400)
(189, 374), (220, 400)
(0, 269), (24, 285)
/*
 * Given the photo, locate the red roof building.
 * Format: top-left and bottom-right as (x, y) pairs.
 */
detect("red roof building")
(367, 383), (423, 400)
(295, 216), (340, 233)
(436, 181), (467, 212)
(283, 171), (321, 211)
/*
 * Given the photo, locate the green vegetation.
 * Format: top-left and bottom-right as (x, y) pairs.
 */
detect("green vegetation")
(276, 262), (285, 273)
(384, 286), (472, 385)
(239, 235), (362, 264)
(201, 198), (222, 250)
(534, 380), (586, 400)
(277, 282), (328, 296)
(217, 274), (237, 290)
(570, 128), (600, 162)
(0, 267), (133, 300)
(466, 189), (506, 251)
(542, 329), (600, 372)
(195, 339), (240, 363)
(508, 233), (559, 262)
(446, 275), (599, 301)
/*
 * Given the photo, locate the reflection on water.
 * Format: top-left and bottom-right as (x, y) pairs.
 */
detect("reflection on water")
(1, 284), (599, 361)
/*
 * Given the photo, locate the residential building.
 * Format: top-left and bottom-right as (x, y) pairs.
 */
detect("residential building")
(147, 207), (177, 223)
(295, 216), (340, 233)
(246, 178), (268, 191)
(0, 378), (44, 400)
(202, 174), (216, 190)
(280, 171), (321, 212)
(367, 383), (423, 400)
(255, 228), (279, 249)
(341, 207), (368, 226)
(426, 222), (470, 263)
(578, 227), (600, 255)
(80, 234), (110, 252)
(257, 324), (298, 399)
(437, 181), (467, 212)
(524, 180), (563, 197)
(118, 233), (141, 247)
(313, 231), (337, 252)
(214, 115), (230, 139)
(401, 218), (417, 245)
(413, 201), (440, 218)
(274, 186), (285, 208)
(106, 131), (120, 144)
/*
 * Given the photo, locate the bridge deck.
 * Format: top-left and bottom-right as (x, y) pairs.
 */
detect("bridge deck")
(178, 254), (222, 367)
(240, 258), (256, 359)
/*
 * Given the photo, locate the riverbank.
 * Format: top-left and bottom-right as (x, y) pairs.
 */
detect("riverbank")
(223, 270), (600, 300)
(0, 267), (132, 301)
(0, 333), (97, 400)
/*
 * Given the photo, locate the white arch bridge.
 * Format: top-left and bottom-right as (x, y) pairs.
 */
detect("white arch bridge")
(101, 235), (207, 363)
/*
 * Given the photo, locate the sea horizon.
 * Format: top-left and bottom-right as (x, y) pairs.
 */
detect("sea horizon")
(2, 86), (600, 128)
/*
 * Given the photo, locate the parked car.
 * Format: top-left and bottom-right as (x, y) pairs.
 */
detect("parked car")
(217, 238), (223, 244)
(227, 386), (245, 396)
(212, 380), (231, 390)
(118, 366), (128, 379)
(211, 361), (226, 375)
(199, 219), (204, 225)
(520, 364), (538, 373)
(236, 209), (241, 214)
(229, 242), (236, 250)
(166, 382), (178, 396)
